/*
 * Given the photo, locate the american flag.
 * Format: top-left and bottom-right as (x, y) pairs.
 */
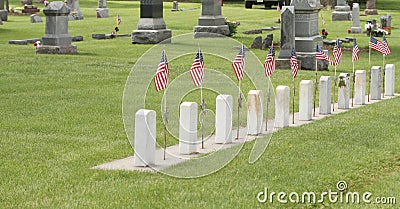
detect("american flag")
(369, 36), (383, 54)
(333, 39), (342, 66)
(264, 45), (276, 77)
(381, 36), (391, 56)
(154, 50), (169, 92)
(316, 45), (333, 65)
(352, 38), (360, 62)
(232, 44), (245, 81)
(290, 48), (299, 79)
(190, 49), (205, 87)
(117, 15), (121, 25)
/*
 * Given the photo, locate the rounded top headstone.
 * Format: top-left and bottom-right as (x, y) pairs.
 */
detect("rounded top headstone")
(43, 1), (71, 16)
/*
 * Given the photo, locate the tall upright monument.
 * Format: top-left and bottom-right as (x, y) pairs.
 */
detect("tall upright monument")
(132, 0), (172, 44)
(291, 0), (327, 70)
(194, 0), (229, 38)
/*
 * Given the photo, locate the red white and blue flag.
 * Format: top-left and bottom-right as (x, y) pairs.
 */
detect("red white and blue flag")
(316, 45), (333, 65)
(381, 36), (391, 56)
(232, 44), (245, 81)
(352, 38), (360, 62)
(264, 45), (276, 77)
(333, 39), (342, 66)
(154, 50), (169, 92)
(290, 48), (299, 78)
(190, 49), (205, 87)
(369, 36), (383, 54)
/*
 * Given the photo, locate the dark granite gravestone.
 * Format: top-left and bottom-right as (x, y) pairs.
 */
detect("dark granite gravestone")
(193, 0), (229, 38)
(251, 36), (262, 49)
(96, 0), (108, 18)
(36, 1), (77, 54)
(278, 6), (295, 59)
(30, 14), (43, 23)
(0, 0), (8, 21)
(332, 0), (351, 21)
(292, 0), (327, 70)
(131, 0), (172, 44)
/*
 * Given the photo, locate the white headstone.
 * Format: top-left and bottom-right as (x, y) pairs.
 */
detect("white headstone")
(299, 80), (313, 121)
(247, 90), (263, 135)
(319, 76), (332, 115)
(370, 66), (382, 100)
(385, 64), (395, 96)
(215, 94), (233, 144)
(275, 86), (290, 128)
(351, 3), (362, 33)
(179, 102), (198, 155)
(354, 70), (366, 105)
(133, 109), (156, 167)
(338, 73), (350, 109)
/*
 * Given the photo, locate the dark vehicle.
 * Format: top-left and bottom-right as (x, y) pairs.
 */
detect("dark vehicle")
(245, 0), (290, 9)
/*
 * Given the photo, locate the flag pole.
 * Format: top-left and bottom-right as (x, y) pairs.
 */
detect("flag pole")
(236, 80), (242, 140)
(382, 55), (385, 98)
(368, 34), (371, 102)
(163, 90), (168, 160)
(314, 57), (318, 117)
(292, 77), (295, 124)
(200, 84), (205, 149)
(352, 61), (355, 107)
(333, 65), (337, 112)
(265, 82), (270, 131)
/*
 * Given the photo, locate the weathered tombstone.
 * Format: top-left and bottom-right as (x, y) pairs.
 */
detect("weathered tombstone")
(171, 1), (178, 11)
(292, 0), (327, 70)
(262, 34), (273, 50)
(278, 6), (295, 59)
(365, 0), (377, 15)
(247, 90), (263, 135)
(387, 14), (391, 28)
(251, 36), (262, 49)
(275, 86), (290, 128)
(385, 64), (395, 96)
(351, 3), (362, 33)
(193, 0), (229, 38)
(30, 14), (43, 23)
(354, 70), (366, 105)
(338, 73), (350, 109)
(96, 0), (108, 18)
(370, 66), (381, 100)
(179, 102), (198, 155)
(133, 109), (156, 167)
(132, 0), (172, 44)
(299, 80), (313, 121)
(332, 0), (351, 21)
(36, 1), (77, 54)
(215, 95), (233, 144)
(66, 0), (84, 20)
(319, 76), (332, 115)
(0, 0), (8, 21)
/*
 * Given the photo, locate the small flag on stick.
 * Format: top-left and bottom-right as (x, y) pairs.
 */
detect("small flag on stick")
(333, 40), (342, 66)
(290, 48), (298, 78)
(352, 38), (360, 62)
(232, 45), (245, 81)
(381, 36), (391, 56)
(316, 45), (333, 65)
(190, 49), (205, 87)
(154, 50), (169, 92)
(264, 45), (276, 78)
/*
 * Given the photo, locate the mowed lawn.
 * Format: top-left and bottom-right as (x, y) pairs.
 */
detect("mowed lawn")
(1, 0), (400, 208)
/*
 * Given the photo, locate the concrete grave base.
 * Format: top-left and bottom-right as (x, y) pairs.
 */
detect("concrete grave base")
(364, 9), (378, 15)
(351, 27), (362, 33)
(194, 25), (229, 38)
(36, 44), (77, 54)
(296, 52), (329, 71)
(276, 58), (302, 70)
(332, 11), (351, 21)
(96, 8), (108, 18)
(131, 29), (172, 44)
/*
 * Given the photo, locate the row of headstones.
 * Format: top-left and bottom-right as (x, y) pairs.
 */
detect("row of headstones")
(134, 64), (396, 166)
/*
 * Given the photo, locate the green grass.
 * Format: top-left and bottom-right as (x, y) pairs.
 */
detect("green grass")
(1, 0), (400, 208)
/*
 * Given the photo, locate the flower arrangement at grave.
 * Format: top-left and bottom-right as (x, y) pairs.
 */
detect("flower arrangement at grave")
(225, 18), (240, 37)
(320, 29), (329, 39)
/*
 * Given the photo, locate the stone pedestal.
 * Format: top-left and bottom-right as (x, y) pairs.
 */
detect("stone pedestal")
(354, 70), (366, 105)
(247, 90), (263, 135)
(370, 66), (382, 100)
(66, 0), (84, 20)
(96, 0), (108, 18)
(36, 1), (77, 54)
(194, 0), (229, 38)
(351, 3), (362, 33)
(332, 0), (350, 21)
(319, 76), (332, 115)
(299, 80), (313, 121)
(179, 102), (198, 155)
(338, 73), (350, 109)
(278, 6), (295, 59)
(215, 95), (233, 144)
(292, 0), (327, 70)
(133, 109), (156, 167)
(275, 86), (290, 128)
(132, 0), (172, 44)
(385, 64), (395, 96)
